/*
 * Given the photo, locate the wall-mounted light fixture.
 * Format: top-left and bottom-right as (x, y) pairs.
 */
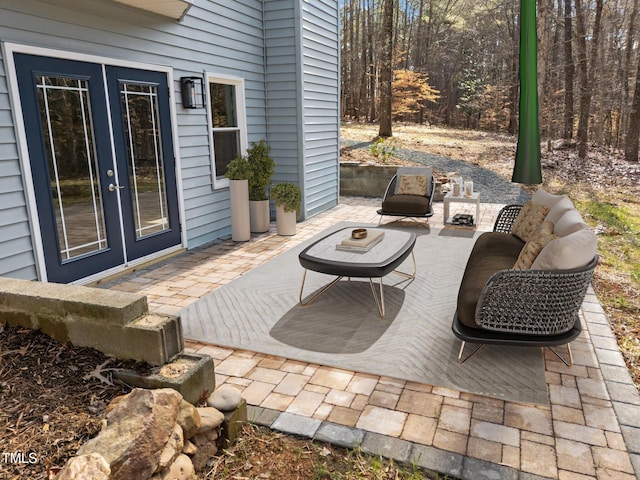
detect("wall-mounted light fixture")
(180, 76), (204, 109)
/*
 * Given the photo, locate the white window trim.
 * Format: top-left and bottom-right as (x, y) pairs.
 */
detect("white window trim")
(205, 72), (248, 190)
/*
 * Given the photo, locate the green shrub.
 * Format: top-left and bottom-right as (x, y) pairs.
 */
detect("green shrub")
(271, 182), (301, 217)
(225, 155), (252, 181)
(370, 137), (397, 163)
(247, 140), (275, 201)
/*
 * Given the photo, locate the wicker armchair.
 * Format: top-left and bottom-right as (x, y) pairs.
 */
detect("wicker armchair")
(452, 204), (598, 365)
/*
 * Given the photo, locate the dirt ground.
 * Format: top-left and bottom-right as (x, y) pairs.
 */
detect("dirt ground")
(1, 123), (638, 480)
(340, 123), (640, 196)
(0, 324), (151, 480)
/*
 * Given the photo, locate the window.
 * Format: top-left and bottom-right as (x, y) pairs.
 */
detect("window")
(206, 73), (247, 189)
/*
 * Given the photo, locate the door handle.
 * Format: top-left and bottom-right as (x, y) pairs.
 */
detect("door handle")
(108, 183), (125, 192)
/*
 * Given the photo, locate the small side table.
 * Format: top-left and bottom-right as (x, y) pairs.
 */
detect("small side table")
(443, 192), (480, 226)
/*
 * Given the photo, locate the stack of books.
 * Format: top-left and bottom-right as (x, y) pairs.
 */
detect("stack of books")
(336, 229), (385, 252)
(452, 214), (474, 226)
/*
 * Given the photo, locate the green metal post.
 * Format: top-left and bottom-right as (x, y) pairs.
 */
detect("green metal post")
(512, 0), (543, 185)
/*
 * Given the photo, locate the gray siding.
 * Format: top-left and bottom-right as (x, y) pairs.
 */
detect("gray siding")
(0, 0), (340, 280)
(301, 0), (339, 216)
(0, 54), (38, 279)
(263, 0), (340, 219)
(0, 0), (269, 278)
(263, 0), (302, 192)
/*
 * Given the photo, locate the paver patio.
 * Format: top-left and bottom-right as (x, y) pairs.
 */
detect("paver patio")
(100, 197), (640, 480)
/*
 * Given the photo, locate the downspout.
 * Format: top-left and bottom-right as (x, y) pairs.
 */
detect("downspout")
(262, 0), (269, 148)
(294, 0), (307, 220)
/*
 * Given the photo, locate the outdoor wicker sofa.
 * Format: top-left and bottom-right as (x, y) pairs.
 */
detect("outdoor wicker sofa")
(452, 189), (598, 365)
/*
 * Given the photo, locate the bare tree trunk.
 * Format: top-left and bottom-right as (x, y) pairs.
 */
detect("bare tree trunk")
(507, 10), (519, 136)
(413, 0), (425, 70)
(378, 0), (394, 137)
(563, 0), (574, 141)
(575, 0), (602, 159)
(537, 0), (552, 102)
(367, 0), (376, 121)
(625, 53), (640, 162)
(623, 0), (639, 145)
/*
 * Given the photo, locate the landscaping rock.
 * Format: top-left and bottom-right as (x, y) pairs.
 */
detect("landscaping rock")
(191, 432), (212, 447)
(191, 442), (218, 471)
(77, 388), (182, 480)
(156, 423), (184, 472)
(220, 399), (248, 446)
(196, 407), (225, 433)
(208, 385), (242, 411)
(176, 399), (201, 439)
(151, 454), (194, 480)
(56, 453), (110, 480)
(182, 439), (197, 455)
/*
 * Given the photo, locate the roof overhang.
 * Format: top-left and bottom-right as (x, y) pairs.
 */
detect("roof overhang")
(109, 0), (192, 19)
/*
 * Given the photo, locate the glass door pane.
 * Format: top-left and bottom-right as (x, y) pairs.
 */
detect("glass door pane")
(119, 82), (169, 239)
(106, 66), (181, 263)
(36, 76), (108, 261)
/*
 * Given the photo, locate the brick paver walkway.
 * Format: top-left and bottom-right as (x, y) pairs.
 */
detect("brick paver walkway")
(100, 197), (640, 480)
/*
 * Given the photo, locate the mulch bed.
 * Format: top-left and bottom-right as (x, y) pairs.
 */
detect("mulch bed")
(0, 323), (151, 480)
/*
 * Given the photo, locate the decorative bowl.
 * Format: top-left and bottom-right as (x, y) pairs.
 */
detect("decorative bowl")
(351, 228), (368, 239)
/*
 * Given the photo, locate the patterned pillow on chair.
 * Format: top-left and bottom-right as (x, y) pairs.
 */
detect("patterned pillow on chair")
(396, 175), (428, 196)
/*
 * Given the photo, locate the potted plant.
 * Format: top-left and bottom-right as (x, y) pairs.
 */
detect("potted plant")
(225, 155), (251, 241)
(247, 140), (275, 233)
(270, 182), (301, 236)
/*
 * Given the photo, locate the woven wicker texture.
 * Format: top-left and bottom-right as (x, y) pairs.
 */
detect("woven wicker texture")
(493, 204), (524, 233)
(476, 256), (597, 335)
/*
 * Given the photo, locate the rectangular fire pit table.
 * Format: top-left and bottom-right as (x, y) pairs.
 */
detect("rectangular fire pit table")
(298, 227), (416, 318)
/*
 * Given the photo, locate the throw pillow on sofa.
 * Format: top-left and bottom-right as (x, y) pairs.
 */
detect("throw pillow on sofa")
(511, 201), (550, 242)
(513, 221), (557, 269)
(545, 196), (576, 225)
(531, 188), (568, 209)
(553, 208), (589, 236)
(531, 227), (597, 270)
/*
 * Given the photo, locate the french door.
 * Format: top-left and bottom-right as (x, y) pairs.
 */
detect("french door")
(14, 54), (181, 283)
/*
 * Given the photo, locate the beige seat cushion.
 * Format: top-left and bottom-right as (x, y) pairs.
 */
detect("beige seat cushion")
(511, 201), (550, 242)
(397, 175), (428, 196)
(532, 188), (568, 209)
(545, 196), (575, 225)
(553, 209), (589, 236)
(513, 221), (557, 269)
(531, 227), (597, 270)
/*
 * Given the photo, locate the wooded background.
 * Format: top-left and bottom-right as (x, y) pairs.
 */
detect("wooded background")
(340, 0), (640, 161)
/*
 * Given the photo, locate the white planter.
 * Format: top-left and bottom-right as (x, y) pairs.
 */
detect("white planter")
(275, 205), (297, 236)
(249, 200), (271, 233)
(229, 179), (250, 241)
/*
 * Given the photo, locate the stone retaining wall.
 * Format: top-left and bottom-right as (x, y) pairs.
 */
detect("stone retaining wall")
(340, 164), (397, 197)
(0, 278), (182, 365)
(340, 164), (445, 200)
